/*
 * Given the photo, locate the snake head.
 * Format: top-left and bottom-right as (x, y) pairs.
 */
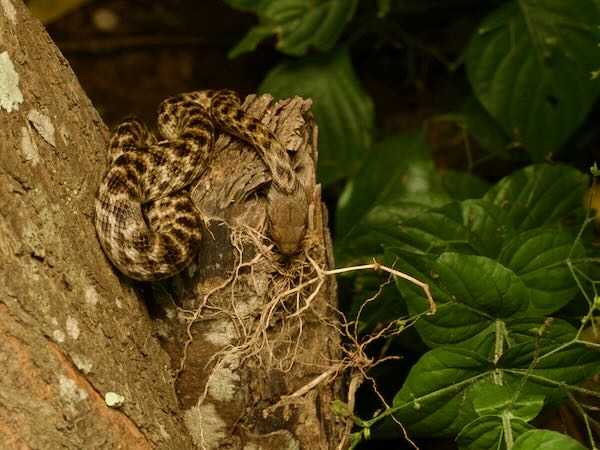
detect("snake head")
(267, 185), (309, 255)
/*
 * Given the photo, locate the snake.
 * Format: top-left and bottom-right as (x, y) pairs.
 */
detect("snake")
(94, 90), (308, 281)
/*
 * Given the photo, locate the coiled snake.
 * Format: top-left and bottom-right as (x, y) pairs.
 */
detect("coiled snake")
(94, 90), (308, 281)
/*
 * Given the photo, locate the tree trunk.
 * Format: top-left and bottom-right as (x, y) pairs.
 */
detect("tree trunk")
(0, 1), (345, 449)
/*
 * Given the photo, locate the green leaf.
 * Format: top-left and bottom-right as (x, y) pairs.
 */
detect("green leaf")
(222, 0), (264, 10)
(456, 416), (532, 450)
(260, 49), (374, 185)
(388, 252), (492, 350)
(498, 229), (584, 315)
(504, 317), (576, 348)
(336, 192), (452, 263)
(466, 0), (600, 160)
(228, 26), (276, 59)
(388, 250), (529, 352)
(452, 96), (513, 155)
(392, 348), (491, 436)
(502, 343), (600, 397)
(335, 132), (446, 243)
(433, 253), (529, 318)
(498, 319), (600, 402)
(385, 250), (445, 299)
(331, 400), (354, 418)
(227, 0), (358, 57)
(513, 430), (587, 450)
(390, 329), (600, 438)
(395, 199), (514, 258)
(340, 163), (586, 263)
(470, 382), (544, 420)
(439, 170), (490, 201)
(483, 164), (588, 231)
(353, 197), (513, 267)
(377, 0), (392, 17)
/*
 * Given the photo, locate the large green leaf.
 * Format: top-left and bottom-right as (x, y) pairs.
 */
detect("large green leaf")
(448, 96), (513, 155)
(498, 229), (585, 315)
(336, 193), (454, 263)
(504, 318), (578, 348)
(433, 253), (529, 318)
(483, 164), (588, 231)
(392, 348), (491, 436)
(391, 333), (600, 438)
(260, 49), (374, 185)
(227, 0), (358, 57)
(388, 248), (582, 355)
(387, 250), (492, 350)
(335, 132), (454, 261)
(388, 250), (531, 353)
(501, 342), (600, 398)
(342, 194), (513, 264)
(466, 0), (600, 160)
(342, 164), (586, 261)
(470, 383), (544, 420)
(499, 319), (600, 403)
(336, 132), (439, 238)
(395, 199), (514, 258)
(439, 169), (490, 201)
(513, 430), (587, 450)
(456, 416), (532, 450)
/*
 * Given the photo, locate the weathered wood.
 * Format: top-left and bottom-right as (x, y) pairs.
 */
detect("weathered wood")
(157, 94), (346, 449)
(0, 0), (344, 448)
(0, 1), (193, 447)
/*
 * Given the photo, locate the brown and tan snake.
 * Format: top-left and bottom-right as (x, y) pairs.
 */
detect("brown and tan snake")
(94, 90), (307, 281)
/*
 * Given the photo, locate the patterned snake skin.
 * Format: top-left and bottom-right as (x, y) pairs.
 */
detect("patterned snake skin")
(94, 90), (307, 281)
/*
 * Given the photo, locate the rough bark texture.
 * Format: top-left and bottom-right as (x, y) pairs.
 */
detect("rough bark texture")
(0, 1), (193, 448)
(157, 94), (345, 449)
(0, 1), (345, 449)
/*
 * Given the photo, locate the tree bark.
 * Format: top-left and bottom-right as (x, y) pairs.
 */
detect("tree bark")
(0, 1), (345, 449)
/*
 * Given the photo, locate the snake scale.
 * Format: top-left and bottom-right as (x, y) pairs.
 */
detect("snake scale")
(95, 90), (308, 281)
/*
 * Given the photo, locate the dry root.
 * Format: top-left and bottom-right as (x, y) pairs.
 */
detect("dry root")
(173, 221), (435, 449)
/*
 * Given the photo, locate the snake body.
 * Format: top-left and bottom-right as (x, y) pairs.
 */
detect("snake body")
(95, 90), (307, 281)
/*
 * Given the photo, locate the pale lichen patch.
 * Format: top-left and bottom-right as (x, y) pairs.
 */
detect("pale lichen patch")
(84, 286), (99, 306)
(58, 374), (88, 406)
(28, 109), (56, 147)
(0, 51), (23, 112)
(207, 358), (240, 401)
(66, 316), (80, 340)
(184, 403), (226, 449)
(204, 319), (237, 346)
(0, 0), (16, 24)
(52, 328), (66, 343)
(71, 353), (93, 374)
(20, 125), (41, 165)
